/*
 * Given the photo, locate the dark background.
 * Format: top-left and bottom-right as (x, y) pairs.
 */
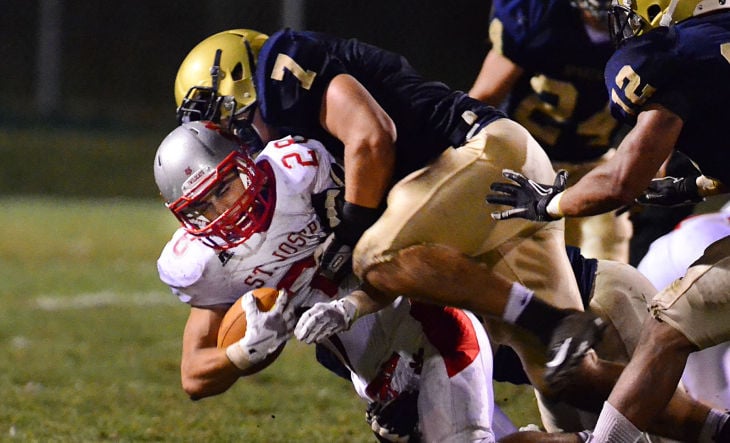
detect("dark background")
(1, 0), (493, 132)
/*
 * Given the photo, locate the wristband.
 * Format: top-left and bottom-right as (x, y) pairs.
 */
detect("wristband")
(225, 341), (250, 370)
(337, 202), (382, 246)
(546, 191), (565, 219)
(696, 175), (723, 197)
(340, 296), (360, 325)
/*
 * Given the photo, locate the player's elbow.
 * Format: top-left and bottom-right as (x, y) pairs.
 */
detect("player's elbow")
(346, 126), (397, 171)
(181, 376), (228, 401)
(180, 365), (225, 400)
(362, 116), (397, 153)
(181, 375), (207, 400)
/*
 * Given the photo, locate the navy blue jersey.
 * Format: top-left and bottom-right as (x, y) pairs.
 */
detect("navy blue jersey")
(491, 0), (619, 162)
(255, 29), (506, 181)
(605, 12), (730, 185)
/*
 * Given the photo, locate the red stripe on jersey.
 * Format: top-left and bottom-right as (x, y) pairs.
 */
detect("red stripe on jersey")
(276, 256), (315, 291)
(409, 302), (480, 378)
(309, 273), (339, 298)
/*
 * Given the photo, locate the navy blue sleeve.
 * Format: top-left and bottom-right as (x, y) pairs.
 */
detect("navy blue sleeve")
(491, 0), (561, 70)
(605, 28), (690, 124)
(256, 30), (346, 131)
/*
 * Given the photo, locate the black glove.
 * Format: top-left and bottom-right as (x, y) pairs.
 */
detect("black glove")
(312, 187), (382, 281)
(314, 232), (353, 282)
(487, 169), (568, 221)
(635, 175), (703, 207)
(312, 187), (383, 245)
(366, 390), (421, 443)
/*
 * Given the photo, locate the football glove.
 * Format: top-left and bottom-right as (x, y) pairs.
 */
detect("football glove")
(312, 187), (345, 233)
(635, 175), (703, 207)
(312, 187), (382, 281)
(314, 232), (353, 282)
(226, 289), (297, 368)
(366, 390), (421, 443)
(312, 186), (382, 245)
(487, 170), (568, 221)
(294, 297), (358, 344)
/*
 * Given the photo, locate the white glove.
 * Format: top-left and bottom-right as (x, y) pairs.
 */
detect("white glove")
(294, 298), (358, 344)
(226, 289), (297, 368)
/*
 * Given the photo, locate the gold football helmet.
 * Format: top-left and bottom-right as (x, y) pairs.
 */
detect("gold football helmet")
(174, 29), (269, 152)
(609, 0), (730, 44)
(175, 29), (268, 123)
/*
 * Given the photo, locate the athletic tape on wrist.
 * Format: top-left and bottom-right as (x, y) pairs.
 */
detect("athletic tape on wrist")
(546, 191), (565, 219)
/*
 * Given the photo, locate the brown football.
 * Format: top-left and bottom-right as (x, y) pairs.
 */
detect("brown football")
(217, 287), (286, 374)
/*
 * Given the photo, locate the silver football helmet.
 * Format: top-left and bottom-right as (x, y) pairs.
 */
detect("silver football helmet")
(572, 0), (612, 23)
(154, 121), (274, 249)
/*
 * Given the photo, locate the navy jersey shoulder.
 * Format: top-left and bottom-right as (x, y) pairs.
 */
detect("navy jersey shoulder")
(605, 12), (730, 183)
(493, 0), (576, 69)
(492, 0), (618, 161)
(256, 29), (505, 180)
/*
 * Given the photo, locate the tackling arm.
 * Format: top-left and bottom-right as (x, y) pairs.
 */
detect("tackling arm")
(319, 73), (396, 210)
(556, 104), (683, 217)
(294, 285), (395, 344)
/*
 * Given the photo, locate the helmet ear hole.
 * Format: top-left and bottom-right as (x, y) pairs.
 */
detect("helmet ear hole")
(647, 4), (662, 21)
(232, 62), (244, 81)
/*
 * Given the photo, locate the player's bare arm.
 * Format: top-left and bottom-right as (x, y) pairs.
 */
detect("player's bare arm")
(319, 73), (396, 209)
(468, 48), (524, 105)
(180, 306), (242, 400)
(558, 104), (684, 217)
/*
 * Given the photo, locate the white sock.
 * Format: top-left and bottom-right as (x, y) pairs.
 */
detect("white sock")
(501, 282), (534, 324)
(591, 401), (642, 443)
(699, 408), (729, 443)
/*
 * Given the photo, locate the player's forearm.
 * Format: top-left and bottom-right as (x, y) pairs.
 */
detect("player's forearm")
(181, 348), (242, 400)
(344, 286), (394, 319)
(344, 138), (395, 209)
(557, 107), (682, 217)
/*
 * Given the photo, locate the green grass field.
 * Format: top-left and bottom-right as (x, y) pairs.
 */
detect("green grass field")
(0, 196), (540, 441)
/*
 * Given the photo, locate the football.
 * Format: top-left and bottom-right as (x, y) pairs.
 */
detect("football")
(218, 287), (287, 375)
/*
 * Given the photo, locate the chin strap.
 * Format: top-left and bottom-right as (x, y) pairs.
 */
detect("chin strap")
(659, 0), (680, 26)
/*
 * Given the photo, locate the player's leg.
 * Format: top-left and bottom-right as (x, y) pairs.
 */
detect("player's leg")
(355, 118), (586, 341)
(593, 237), (730, 442)
(578, 210), (632, 263)
(417, 310), (499, 442)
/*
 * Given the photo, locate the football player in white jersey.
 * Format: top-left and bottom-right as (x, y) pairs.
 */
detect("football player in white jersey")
(154, 121), (503, 442)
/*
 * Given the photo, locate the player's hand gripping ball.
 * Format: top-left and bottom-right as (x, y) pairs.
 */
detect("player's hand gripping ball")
(218, 287), (289, 375)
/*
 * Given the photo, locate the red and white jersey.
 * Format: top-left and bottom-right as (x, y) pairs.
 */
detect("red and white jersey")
(157, 135), (499, 441)
(157, 135), (338, 308)
(337, 301), (498, 442)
